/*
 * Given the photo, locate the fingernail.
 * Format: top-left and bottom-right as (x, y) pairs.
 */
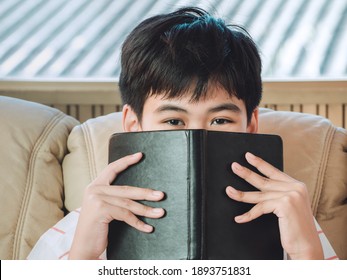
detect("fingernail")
(152, 191), (163, 197)
(246, 152), (256, 160)
(143, 224), (153, 232)
(226, 186), (238, 195)
(132, 152), (142, 157)
(235, 216), (244, 223)
(232, 162), (243, 171)
(152, 208), (163, 214)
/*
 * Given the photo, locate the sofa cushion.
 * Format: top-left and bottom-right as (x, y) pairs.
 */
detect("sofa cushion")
(63, 108), (347, 259)
(63, 112), (123, 212)
(0, 96), (79, 259)
(259, 109), (347, 259)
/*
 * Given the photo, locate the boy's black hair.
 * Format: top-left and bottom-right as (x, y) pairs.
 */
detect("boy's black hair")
(119, 7), (262, 123)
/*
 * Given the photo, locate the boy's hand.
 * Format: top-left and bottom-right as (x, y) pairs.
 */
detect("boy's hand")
(69, 152), (165, 259)
(226, 152), (324, 260)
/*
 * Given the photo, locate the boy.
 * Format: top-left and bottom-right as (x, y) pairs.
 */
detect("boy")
(28, 7), (336, 260)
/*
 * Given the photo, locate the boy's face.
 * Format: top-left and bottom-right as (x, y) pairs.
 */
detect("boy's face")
(122, 86), (258, 133)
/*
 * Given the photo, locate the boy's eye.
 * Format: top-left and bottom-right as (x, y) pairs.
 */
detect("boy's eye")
(211, 118), (232, 125)
(166, 119), (184, 126)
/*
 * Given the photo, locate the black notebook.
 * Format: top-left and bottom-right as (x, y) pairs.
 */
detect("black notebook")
(107, 130), (283, 260)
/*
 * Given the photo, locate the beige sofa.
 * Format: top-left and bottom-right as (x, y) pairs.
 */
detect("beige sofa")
(1, 96), (346, 260)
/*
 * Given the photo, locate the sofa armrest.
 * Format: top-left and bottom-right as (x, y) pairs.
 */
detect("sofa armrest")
(0, 96), (79, 259)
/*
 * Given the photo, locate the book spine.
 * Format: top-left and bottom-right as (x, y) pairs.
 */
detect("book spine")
(187, 130), (205, 259)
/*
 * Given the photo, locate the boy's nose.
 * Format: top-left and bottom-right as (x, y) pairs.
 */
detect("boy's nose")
(186, 122), (207, 130)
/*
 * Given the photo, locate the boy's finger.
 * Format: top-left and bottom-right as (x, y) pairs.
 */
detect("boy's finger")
(245, 152), (292, 182)
(105, 185), (164, 201)
(88, 184), (164, 201)
(93, 152), (143, 185)
(233, 199), (278, 223)
(102, 195), (165, 219)
(115, 209), (154, 233)
(226, 186), (284, 203)
(231, 162), (280, 191)
(231, 162), (294, 192)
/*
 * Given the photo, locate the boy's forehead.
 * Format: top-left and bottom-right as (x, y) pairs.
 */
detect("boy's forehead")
(151, 83), (239, 103)
(146, 88), (246, 112)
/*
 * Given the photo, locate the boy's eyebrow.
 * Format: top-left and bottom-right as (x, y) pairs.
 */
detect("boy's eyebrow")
(208, 103), (242, 113)
(154, 103), (242, 114)
(154, 105), (188, 113)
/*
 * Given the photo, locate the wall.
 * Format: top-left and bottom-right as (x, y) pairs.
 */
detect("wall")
(1, 79), (346, 128)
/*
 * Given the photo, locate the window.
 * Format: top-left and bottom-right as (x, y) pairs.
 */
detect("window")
(1, 0), (346, 79)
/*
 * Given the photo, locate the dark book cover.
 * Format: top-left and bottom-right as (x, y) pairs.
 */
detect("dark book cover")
(107, 130), (283, 260)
